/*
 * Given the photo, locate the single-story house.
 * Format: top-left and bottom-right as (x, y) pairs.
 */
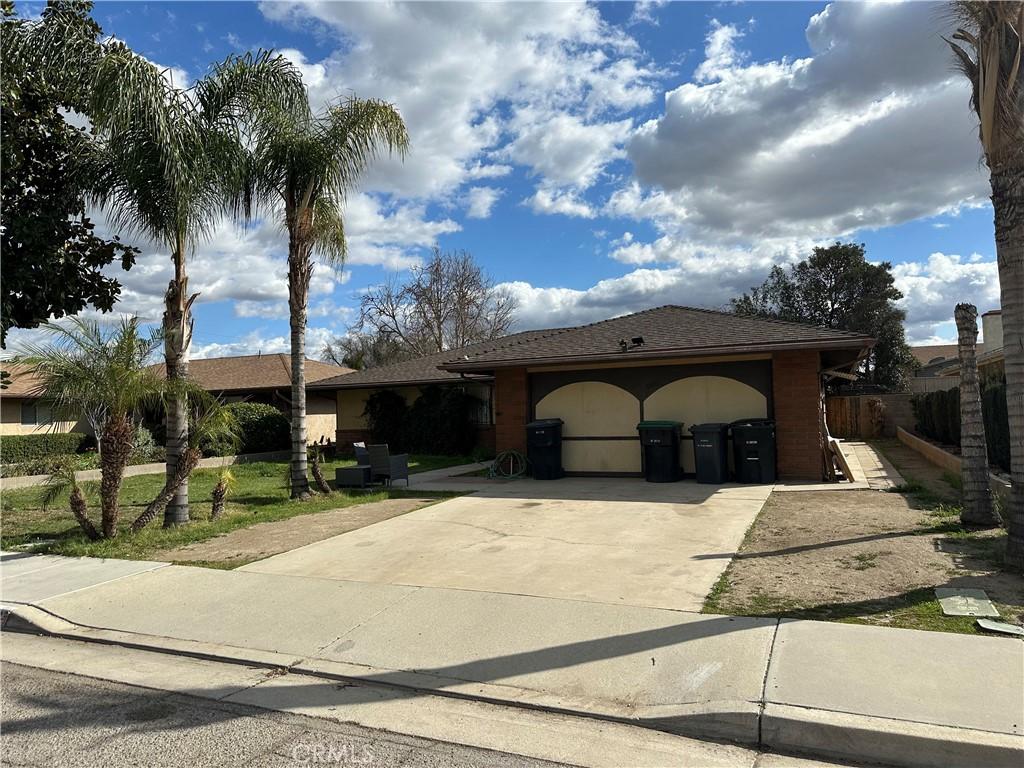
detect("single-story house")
(0, 363), (83, 436)
(152, 354), (353, 443)
(317, 306), (873, 481)
(310, 329), (557, 454)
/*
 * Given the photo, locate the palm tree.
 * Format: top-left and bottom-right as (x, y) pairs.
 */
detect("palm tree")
(16, 317), (164, 539)
(946, 2), (1024, 568)
(245, 97), (409, 498)
(955, 304), (998, 526)
(131, 389), (238, 531)
(84, 47), (306, 524)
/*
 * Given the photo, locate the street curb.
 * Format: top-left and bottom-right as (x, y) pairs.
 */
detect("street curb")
(3, 603), (1021, 768)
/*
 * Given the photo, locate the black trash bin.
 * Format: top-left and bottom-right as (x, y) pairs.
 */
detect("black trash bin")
(690, 423), (730, 484)
(731, 419), (776, 483)
(526, 418), (564, 480)
(637, 420), (683, 483)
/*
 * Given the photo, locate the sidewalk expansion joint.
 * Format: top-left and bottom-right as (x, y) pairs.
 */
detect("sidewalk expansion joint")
(757, 619), (782, 747)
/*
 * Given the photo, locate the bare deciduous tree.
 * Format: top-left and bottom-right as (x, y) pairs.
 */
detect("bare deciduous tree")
(356, 248), (516, 355)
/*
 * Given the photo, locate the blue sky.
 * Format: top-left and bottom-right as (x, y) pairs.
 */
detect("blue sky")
(12, 1), (1001, 357)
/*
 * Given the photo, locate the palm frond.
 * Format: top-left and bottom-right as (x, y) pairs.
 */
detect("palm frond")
(311, 196), (348, 267)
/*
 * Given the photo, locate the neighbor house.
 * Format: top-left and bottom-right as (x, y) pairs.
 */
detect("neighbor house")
(0, 363), (83, 436)
(152, 354), (353, 443)
(318, 306), (873, 481)
(930, 309), (1005, 386)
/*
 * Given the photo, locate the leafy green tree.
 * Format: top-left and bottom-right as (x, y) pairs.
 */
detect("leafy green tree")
(732, 242), (915, 391)
(244, 97), (409, 498)
(0, 2), (137, 346)
(946, 1), (1024, 570)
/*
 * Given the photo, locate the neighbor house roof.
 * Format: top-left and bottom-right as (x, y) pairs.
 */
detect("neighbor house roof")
(442, 306), (874, 372)
(909, 344), (983, 368)
(311, 329), (561, 390)
(0, 363), (45, 398)
(151, 354), (352, 393)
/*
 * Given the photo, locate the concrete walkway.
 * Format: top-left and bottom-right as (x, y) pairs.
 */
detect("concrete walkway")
(2, 552), (1020, 768)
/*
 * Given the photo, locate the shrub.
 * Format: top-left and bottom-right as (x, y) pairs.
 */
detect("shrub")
(0, 432), (87, 464)
(204, 402), (288, 456)
(912, 383), (1009, 472)
(982, 383), (1010, 472)
(0, 452), (98, 478)
(405, 385), (481, 455)
(363, 389), (408, 451)
(130, 425), (164, 463)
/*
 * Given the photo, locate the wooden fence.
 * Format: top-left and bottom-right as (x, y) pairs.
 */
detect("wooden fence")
(825, 393), (915, 439)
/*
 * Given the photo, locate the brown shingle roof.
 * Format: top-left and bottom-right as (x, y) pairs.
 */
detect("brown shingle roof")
(311, 329), (562, 390)
(443, 305), (873, 371)
(0, 363), (45, 398)
(151, 354), (351, 393)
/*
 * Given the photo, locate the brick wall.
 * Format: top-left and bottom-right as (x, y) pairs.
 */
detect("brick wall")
(494, 367), (529, 455)
(772, 350), (824, 480)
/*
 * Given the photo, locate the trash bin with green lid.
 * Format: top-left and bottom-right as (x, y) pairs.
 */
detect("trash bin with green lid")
(690, 423), (731, 484)
(637, 420), (683, 482)
(731, 418), (776, 483)
(526, 418), (564, 480)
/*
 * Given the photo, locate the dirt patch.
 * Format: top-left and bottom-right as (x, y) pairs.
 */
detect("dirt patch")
(706, 441), (1024, 634)
(156, 497), (436, 568)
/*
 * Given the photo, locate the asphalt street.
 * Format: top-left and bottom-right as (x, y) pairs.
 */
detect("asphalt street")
(0, 662), (570, 768)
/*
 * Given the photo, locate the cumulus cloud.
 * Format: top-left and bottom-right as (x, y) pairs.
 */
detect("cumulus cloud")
(465, 187), (503, 219)
(526, 189), (598, 219)
(190, 326), (338, 360)
(627, 2), (987, 243)
(893, 252), (1000, 342)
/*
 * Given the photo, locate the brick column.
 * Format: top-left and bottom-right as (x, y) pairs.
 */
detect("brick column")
(494, 367), (529, 455)
(772, 350), (824, 480)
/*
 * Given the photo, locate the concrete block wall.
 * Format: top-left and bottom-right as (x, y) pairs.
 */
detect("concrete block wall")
(772, 350), (825, 480)
(494, 367), (529, 455)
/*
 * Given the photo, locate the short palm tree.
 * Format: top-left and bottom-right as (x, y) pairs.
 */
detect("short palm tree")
(245, 97), (409, 498)
(946, 2), (1024, 568)
(131, 388), (239, 531)
(16, 317), (164, 539)
(84, 47), (306, 524)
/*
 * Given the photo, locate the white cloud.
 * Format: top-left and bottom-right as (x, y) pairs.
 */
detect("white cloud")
(893, 252), (1000, 343)
(190, 326), (338, 360)
(526, 189), (597, 219)
(626, 3), (988, 244)
(465, 187), (503, 219)
(630, 0), (669, 27)
(260, 1), (659, 198)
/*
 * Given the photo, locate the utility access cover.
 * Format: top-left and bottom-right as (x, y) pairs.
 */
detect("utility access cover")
(935, 588), (1000, 617)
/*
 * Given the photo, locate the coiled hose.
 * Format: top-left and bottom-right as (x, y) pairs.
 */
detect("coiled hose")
(489, 449), (528, 478)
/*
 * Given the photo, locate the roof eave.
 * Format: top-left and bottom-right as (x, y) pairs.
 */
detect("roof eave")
(441, 337), (875, 373)
(310, 374), (495, 391)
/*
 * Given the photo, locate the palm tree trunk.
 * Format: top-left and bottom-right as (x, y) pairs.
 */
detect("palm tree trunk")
(955, 304), (998, 527)
(132, 447), (202, 532)
(288, 239), (313, 500)
(310, 447), (332, 494)
(210, 477), (229, 520)
(98, 413), (133, 538)
(992, 163), (1024, 569)
(70, 485), (100, 541)
(163, 247), (195, 527)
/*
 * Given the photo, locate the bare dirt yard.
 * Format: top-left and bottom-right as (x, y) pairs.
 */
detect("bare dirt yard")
(157, 497), (439, 569)
(704, 439), (1024, 635)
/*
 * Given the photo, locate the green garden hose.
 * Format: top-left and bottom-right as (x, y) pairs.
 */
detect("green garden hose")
(489, 449), (528, 478)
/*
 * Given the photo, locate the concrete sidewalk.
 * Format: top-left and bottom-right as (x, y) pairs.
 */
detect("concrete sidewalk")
(2, 552), (1021, 768)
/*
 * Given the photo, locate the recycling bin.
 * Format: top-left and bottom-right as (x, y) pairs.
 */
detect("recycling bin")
(690, 423), (731, 484)
(637, 420), (683, 482)
(731, 419), (777, 483)
(526, 418), (564, 480)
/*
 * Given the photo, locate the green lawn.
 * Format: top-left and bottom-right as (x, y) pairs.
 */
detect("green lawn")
(0, 455), (469, 561)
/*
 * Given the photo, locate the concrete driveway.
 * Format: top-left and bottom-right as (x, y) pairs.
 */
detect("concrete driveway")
(240, 478), (773, 611)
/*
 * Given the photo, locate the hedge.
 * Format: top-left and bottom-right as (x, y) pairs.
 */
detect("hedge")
(0, 432), (87, 464)
(911, 383), (1009, 472)
(204, 402), (289, 456)
(363, 385), (482, 455)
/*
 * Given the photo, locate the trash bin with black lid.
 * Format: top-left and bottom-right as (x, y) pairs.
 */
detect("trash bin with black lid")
(690, 423), (731, 484)
(731, 418), (776, 483)
(637, 420), (683, 482)
(526, 418), (564, 480)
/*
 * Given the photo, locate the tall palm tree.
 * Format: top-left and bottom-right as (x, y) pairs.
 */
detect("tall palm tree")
(245, 98), (409, 498)
(946, 2), (1024, 568)
(85, 48), (306, 525)
(16, 317), (164, 539)
(955, 303), (998, 526)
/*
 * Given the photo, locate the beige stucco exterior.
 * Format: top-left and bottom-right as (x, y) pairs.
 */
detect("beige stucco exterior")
(306, 394), (340, 444)
(0, 396), (81, 436)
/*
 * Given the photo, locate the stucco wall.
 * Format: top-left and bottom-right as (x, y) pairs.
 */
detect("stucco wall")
(0, 397), (81, 436)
